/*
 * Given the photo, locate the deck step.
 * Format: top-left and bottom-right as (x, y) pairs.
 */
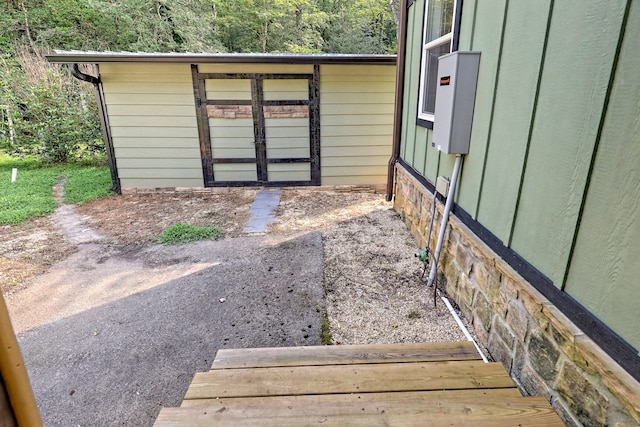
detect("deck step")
(211, 341), (481, 369)
(154, 342), (565, 426)
(186, 360), (514, 400)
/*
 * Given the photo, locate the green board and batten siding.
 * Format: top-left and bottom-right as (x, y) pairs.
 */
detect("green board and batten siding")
(100, 62), (395, 188)
(563, 1), (640, 352)
(399, 0), (639, 351)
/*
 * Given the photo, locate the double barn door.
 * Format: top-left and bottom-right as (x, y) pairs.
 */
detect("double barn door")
(192, 65), (320, 186)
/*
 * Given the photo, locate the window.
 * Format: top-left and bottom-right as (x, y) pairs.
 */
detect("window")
(418, 0), (457, 124)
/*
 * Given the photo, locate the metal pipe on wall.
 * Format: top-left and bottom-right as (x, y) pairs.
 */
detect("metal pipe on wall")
(426, 154), (463, 287)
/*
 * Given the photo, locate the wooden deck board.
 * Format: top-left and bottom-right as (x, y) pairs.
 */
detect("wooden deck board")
(185, 361), (515, 399)
(156, 397), (563, 426)
(181, 388), (523, 408)
(211, 341), (481, 369)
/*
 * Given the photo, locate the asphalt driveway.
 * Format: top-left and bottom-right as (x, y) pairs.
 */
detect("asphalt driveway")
(8, 232), (324, 426)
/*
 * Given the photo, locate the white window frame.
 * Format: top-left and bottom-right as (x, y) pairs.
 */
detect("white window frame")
(417, 0), (458, 124)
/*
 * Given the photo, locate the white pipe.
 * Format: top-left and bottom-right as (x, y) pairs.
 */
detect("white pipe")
(426, 154), (463, 287)
(11, 168), (17, 183)
(441, 296), (489, 363)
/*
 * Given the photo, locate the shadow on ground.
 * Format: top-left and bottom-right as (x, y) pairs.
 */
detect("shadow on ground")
(12, 232), (324, 426)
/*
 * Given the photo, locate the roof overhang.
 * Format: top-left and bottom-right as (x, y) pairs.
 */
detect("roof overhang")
(46, 50), (396, 65)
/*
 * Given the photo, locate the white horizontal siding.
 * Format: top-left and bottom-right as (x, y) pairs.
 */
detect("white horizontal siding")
(198, 64), (313, 74)
(213, 164), (257, 182)
(101, 63), (201, 189)
(120, 178), (204, 188)
(205, 79), (252, 100)
(99, 62), (395, 188)
(263, 79), (308, 100)
(268, 163), (311, 181)
(319, 64), (395, 186)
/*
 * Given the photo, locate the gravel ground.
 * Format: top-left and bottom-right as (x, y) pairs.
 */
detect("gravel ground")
(271, 189), (469, 345)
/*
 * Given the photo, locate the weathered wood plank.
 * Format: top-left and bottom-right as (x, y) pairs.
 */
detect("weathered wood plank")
(157, 397), (562, 427)
(185, 361), (514, 400)
(181, 388), (522, 408)
(212, 342), (480, 370)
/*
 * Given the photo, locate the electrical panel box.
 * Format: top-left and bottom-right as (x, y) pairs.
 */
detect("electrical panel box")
(432, 51), (481, 154)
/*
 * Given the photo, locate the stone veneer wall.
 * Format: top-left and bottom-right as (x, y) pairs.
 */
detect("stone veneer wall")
(393, 164), (640, 427)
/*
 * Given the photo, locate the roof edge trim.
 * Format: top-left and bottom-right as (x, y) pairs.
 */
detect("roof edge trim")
(46, 51), (396, 65)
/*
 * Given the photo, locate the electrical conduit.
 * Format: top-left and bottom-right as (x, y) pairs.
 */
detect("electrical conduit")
(426, 154), (463, 288)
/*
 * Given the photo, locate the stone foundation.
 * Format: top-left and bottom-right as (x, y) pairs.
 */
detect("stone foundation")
(393, 164), (640, 427)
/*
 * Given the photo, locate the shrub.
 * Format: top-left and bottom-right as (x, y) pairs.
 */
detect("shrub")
(0, 50), (104, 163)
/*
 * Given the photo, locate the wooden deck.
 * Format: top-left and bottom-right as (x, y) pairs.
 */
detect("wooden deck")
(154, 342), (564, 426)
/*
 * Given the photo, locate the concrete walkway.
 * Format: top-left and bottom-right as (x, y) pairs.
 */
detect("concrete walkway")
(243, 190), (283, 233)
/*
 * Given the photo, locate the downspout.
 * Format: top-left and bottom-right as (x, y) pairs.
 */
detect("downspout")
(386, 0), (409, 201)
(70, 64), (120, 193)
(426, 154), (463, 287)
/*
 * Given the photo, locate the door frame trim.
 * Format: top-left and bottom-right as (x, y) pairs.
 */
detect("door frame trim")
(191, 65), (321, 187)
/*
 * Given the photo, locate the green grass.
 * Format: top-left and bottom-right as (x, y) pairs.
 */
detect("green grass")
(321, 310), (333, 345)
(0, 167), (61, 224)
(0, 152), (113, 224)
(157, 223), (220, 245)
(64, 167), (113, 204)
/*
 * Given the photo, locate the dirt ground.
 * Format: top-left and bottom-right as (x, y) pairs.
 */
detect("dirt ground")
(0, 191), (257, 294)
(2, 188), (467, 345)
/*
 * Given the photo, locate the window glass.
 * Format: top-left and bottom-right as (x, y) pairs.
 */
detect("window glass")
(425, 0), (454, 43)
(418, 0), (457, 122)
(422, 42), (451, 115)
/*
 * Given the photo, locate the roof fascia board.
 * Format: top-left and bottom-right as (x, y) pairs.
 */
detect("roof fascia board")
(46, 51), (396, 65)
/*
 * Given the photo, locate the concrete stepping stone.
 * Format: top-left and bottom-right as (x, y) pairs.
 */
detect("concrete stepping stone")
(243, 190), (282, 233)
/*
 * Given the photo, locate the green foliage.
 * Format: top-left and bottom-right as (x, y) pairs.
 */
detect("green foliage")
(0, 151), (42, 170)
(0, 0), (397, 166)
(212, 0), (395, 54)
(157, 223), (220, 245)
(0, 53), (104, 163)
(64, 167), (113, 204)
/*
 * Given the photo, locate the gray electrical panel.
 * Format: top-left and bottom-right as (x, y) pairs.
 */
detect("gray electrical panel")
(432, 51), (481, 154)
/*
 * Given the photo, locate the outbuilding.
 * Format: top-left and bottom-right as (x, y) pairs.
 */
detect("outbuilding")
(46, 52), (396, 192)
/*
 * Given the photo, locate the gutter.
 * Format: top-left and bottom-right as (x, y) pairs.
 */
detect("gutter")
(70, 64), (120, 194)
(386, 0), (409, 201)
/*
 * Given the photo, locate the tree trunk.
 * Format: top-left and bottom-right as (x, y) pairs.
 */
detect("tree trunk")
(262, 20), (268, 52)
(389, 0), (400, 43)
(296, 5), (303, 45)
